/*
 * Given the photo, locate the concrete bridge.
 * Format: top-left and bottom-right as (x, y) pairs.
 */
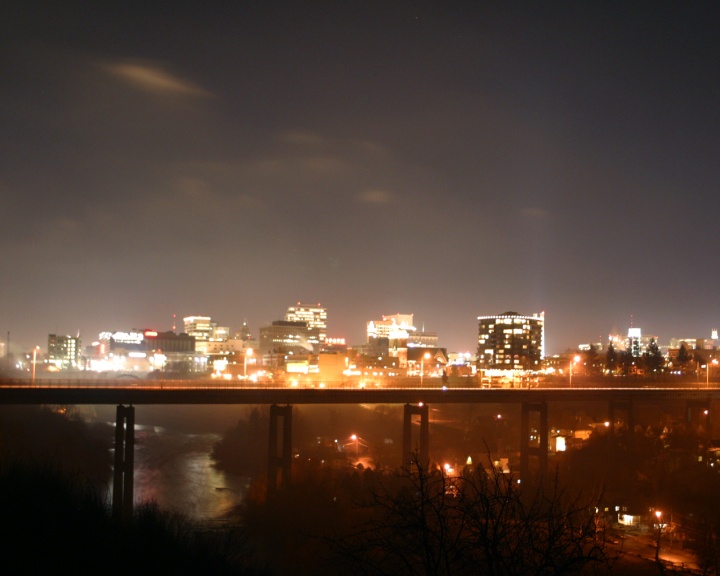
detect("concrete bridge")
(2, 379), (718, 520)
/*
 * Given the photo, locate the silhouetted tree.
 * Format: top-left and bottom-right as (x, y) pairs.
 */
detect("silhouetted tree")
(332, 454), (613, 575)
(584, 344), (601, 375)
(605, 344), (617, 374)
(676, 343), (691, 372)
(642, 338), (665, 375)
(619, 350), (634, 376)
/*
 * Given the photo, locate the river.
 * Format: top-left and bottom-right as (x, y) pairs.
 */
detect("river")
(89, 404), (251, 523)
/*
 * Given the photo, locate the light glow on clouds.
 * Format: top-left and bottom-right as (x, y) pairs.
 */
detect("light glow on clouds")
(105, 61), (212, 98)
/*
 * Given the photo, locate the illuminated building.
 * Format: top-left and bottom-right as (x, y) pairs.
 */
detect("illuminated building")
(47, 334), (81, 369)
(285, 303), (327, 345)
(183, 316), (213, 340)
(407, 347), (449, 377)
(367, 313), (416, 368)
(183, 316), (230, 354)
(627, 328), (642, 357)
(367, 313), (415, 341)
(615, 328), (659, 357)
(408, 330), (438, 348)
(94, 329), (199, 374)
(477, 311), (545, 371)
(259, 321), (314, 365)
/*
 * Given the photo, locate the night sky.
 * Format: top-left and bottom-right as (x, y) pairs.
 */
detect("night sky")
(2, 2), (720, 355)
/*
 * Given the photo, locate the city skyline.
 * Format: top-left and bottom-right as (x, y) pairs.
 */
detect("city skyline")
(4, 302), (718, 359)
(3, 4), (720, 356)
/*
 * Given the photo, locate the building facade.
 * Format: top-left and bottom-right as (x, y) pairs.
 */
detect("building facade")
(477, 311), (545, 371)
(183, 316), (230, 355)
(285, 303), (327, 345)
(367, 313), (415, 342)
(47, 334), (81, 369)
(259, 320), (314, 363)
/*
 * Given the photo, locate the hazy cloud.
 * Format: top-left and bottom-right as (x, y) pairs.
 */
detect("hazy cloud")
(104, 61), (212, 98)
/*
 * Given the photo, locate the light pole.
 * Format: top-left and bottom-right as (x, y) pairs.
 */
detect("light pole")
(244, 348), (253, 378)
(654, 510), (663, 561)
(31, 346), (40, 384)
(420, 352), (430, 387)
(569, 355), (580, 388)
(707, 359), (718, 388)
(351, 434), (359, 458)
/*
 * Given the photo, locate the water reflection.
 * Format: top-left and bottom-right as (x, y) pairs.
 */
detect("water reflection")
(110, 424), (248, 522)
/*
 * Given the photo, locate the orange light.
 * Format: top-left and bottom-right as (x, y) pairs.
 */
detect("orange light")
(145, 330), (158, 337)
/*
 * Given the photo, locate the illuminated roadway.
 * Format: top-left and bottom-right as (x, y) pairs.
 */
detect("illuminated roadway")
(1, 379), (720, 406)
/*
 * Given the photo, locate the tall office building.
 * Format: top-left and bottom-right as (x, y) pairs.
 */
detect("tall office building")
(477, 311), (545, 371)
(285, 303), (327, 344)
(47, 334), (81, 369)
(183, 316), (213, 340)
(183, 316), (230, 354)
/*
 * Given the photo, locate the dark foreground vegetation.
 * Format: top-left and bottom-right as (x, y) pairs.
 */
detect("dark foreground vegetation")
(0, 464), (245, 575)
(0, 406), (247, 575)
(0, 405), (710, 575)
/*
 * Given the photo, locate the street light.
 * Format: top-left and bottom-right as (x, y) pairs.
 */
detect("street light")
(244, 348), (253, 378)
(31, 345), (40, 385)
(350, 434), (359, 458)
(569, 355), (580, 388)
(707, 359), (718, 388)
(420, 352), (431, 387)
(654, 510), (664, 562)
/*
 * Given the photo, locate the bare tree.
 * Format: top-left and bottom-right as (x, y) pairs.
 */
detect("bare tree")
(332, 454), (613, 575)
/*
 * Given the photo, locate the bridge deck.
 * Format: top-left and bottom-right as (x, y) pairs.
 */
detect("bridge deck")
(1, 380), (719, 405)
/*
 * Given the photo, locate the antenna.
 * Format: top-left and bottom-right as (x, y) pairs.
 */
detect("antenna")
(172, 313), (176, 332)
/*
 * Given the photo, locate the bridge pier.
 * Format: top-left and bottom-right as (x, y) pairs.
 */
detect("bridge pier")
(402, 403), (429, 469)
(112, 404), (135, 521)
(520, 402), (548, 480)
(268, 404), (293, 494)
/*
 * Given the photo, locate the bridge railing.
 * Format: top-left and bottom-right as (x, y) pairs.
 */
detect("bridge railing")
(0, 377), (461, 390)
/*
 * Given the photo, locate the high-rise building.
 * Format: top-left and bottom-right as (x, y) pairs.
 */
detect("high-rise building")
(47, 334), (81, 369)
(285, 303), (327, 344)
(477, 311), (545, 371)
(183, 316), (230, 354)
(183, 316), (213, 340)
